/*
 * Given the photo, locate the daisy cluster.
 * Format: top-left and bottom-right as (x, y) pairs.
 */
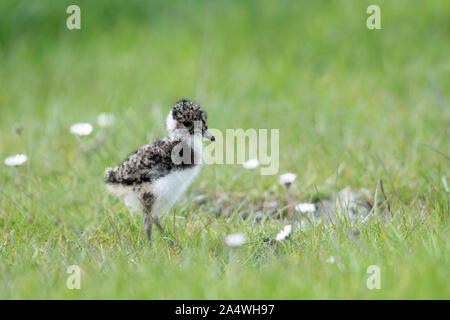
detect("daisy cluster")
(224, 160), (317, 247)
(4, 113), (115, 168)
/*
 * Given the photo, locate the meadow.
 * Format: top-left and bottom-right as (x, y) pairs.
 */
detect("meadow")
(0, 0), (449, 299)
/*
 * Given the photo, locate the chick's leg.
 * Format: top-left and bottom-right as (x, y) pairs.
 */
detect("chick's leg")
(153, 215), (174, 248)
(143, 214), (153, 241)
(142, 193), (155, 243)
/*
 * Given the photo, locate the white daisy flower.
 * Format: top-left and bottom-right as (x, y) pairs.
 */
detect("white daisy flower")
(224, 233), (246, 247)
(70, 122), (93, 136)
(243, 159), (259, 169)
(4, 154), (27, 167)
(279, 173), (296, 185)
(295, 203), (316, 213)
(275, 224), (292, 241)
(97, 113), (115, 128)
(325, 256), (335, 264)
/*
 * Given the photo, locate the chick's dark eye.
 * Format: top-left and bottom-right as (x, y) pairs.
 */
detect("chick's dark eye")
(183, 120), (192, 127)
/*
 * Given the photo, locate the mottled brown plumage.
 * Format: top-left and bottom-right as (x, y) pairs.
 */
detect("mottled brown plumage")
(106, 137), (194, 185)
(105, 99), (215, 246)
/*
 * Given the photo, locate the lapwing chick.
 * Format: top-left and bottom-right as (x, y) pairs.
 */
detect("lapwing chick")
(105, 99), (215, 246)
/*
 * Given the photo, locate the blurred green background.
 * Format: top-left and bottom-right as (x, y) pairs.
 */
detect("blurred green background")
(0, 0), (449, 299)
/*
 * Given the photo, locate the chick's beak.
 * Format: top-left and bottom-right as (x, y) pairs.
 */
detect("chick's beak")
(203, 130), (215, 141)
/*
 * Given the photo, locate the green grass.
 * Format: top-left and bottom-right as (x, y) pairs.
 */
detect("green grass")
(0, 0), (449, 299)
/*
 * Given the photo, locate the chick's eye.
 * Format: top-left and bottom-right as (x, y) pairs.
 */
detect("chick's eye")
(183, 120), (192, 127)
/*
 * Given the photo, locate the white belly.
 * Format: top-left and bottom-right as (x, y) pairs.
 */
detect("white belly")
(106, 166), (201, 214)
(106, 183), (146, 212)
(152, 166), (201, 215)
